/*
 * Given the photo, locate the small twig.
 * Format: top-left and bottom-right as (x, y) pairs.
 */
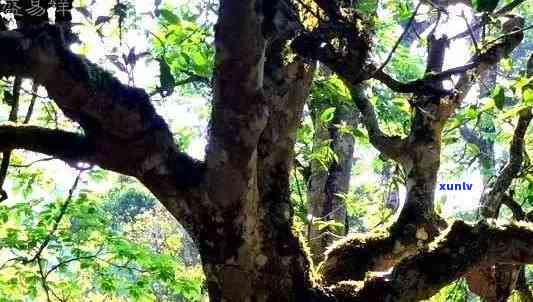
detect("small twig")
(483, 24), (533, 48)
(30, 172), (82, 262)
(0, 257), (27, 271)
(96, 257), (147, 273)
(46, 246), (106, 278)
(10, 157), (57, 168)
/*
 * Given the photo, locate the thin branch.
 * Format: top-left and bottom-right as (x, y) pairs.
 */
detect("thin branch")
(46, 246), (106, 278)
(0, 257), (27, 271)
(0, 125), (93, 164)
(448, 0), (528, 41)
(96, 257), (147, 273)
(0, 26), (204, 188)
(373, 2), (422, 76)
(374, 22), (525, 97)
(348, 84), (409, 165)
(10, 157), (57, 168)
(31, 172), (82, 262)
(372, 69), (452, 96)
(37, 258), (52, 302)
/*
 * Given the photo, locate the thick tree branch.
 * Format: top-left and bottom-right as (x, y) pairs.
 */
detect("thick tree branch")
(0, 25), (207, 233)
(291, 14), (371, 87)
(325, 220), (533, 302)
(0, 125), (93, 163)
(0, 25), (203, 186)
(259, 56), (315, 200)
(319, 229), (420, 284)
(372, 69), (452, 97)
(348, 85), (409, 165)
(481, 107), (532, 217)
(289, 7), (412, 166)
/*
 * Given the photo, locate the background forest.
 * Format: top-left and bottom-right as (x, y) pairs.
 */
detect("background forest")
(0, 0), (532, 301)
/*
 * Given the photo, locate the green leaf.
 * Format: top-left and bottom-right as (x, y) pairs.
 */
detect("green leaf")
(159, 9), (180, 24)
(353, 128), (368, 139)
(465, 105), (478, 119)
(491, 85), (505, 110)
(356, 0), (378, 14)
(320, 107), (336, 124)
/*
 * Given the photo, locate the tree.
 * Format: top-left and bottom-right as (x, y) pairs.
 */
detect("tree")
(0, 0), (533, 301)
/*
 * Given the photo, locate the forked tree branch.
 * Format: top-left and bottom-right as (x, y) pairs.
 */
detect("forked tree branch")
(0, 25), (206, 227)
(348, 85), (409, 165)
(325, 220), (533, 302)
(292, 17), (410, 165)
(0, 25), (203, 188)
(374, 31), (522, 97)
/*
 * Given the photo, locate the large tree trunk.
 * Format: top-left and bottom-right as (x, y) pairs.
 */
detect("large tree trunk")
(197, 2), (318, 299)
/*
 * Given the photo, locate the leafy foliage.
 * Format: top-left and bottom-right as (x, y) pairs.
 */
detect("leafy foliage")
(0, 170), (204, 301)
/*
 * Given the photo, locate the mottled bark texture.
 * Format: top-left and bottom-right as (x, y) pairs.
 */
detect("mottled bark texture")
(329, 220), (533, 302)
(1, 1), (533, 302)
